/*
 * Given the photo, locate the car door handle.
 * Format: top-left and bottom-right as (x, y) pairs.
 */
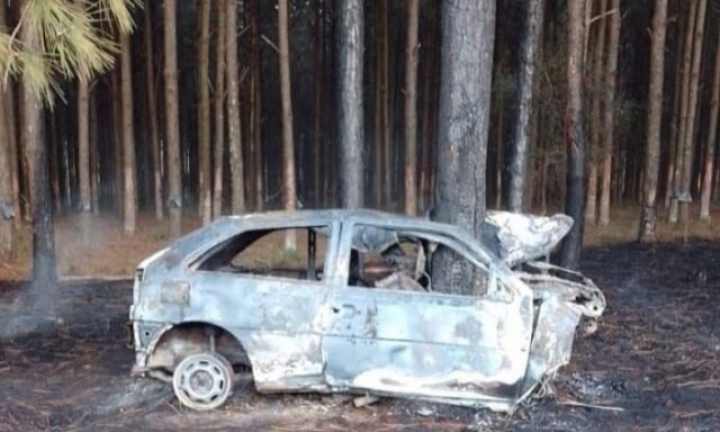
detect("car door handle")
(331, 304), (356, 315)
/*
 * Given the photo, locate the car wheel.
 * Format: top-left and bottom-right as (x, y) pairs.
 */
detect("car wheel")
(172, 352), (234, 410)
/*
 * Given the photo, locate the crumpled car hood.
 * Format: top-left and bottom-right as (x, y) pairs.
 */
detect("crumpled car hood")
(482, 211), (574, 267)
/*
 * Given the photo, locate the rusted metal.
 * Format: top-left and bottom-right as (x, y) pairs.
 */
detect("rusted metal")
(129, 209), (605, 411)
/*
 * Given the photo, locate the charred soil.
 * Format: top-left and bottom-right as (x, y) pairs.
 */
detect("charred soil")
(1, 241), (720, 431)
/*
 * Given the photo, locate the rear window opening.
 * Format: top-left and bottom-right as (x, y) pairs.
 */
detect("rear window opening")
(197, 226), (331, 282)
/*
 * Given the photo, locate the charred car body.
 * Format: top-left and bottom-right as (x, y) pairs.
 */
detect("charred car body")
(129, 210), (605, 411)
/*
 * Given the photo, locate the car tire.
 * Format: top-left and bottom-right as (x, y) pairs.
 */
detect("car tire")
(172, 351), (234, 410)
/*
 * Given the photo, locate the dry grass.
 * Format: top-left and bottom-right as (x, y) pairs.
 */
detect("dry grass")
(1, 203), (719, 281)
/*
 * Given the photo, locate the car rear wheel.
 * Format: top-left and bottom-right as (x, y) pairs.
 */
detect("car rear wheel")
(172, 352), (234, 410)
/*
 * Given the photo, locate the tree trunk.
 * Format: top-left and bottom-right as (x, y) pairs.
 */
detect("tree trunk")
(227, 0), (245, 215)
(669, 0), (698, 223)
(679, 0), (707, 226)
(313, 0), (325, 207)
(666, 5), (686, 209)
(21, 15), (57, 286)
(278, 0), (297, 250)
(559, 0), (587, 270)
(585, 0), (607, 226)
(164, 0), (183, 237)
(121, 31), (137, 235)
(699, 12), (720, 221)
(197, 0), (212, 225)
(89, 92), (100, 214)
(250, 0), (263, 211)
(381, 0), (392, 208)
(508, 0), (545, 212)
(598, 0), (620, 226)
(432, 0), (495, 295)
(144, 1), (163, 220)
(75, 0), (91, 240)
(403, 0), (420, 215)
(213, 2), (226, 219)
(0, 83), (14, 260)
(639, 0), (669, 242)
(338, 0), (365, 209)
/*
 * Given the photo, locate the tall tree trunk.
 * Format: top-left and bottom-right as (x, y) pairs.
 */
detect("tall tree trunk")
(21, 15), (57, 286)
(669, 0), (699, 223)
(432, 0), (495, 295)
(197, 0), (212, 225)
(313, 0), (324, 207)
(338, 0), (365, 209)
(598, 0), (620, 226)
(164, 0), (182, 236)
(250, 0), (263, 211)
(639, 0), (669, 242)
(381, 0), (392, 208)
(1, 0), (19, 228)
(403, 0), (420, 215)
(559, 0), (587, 270)
(700, 25), (720, 221)
(666, 5), (686, 209)
(0, 83), (14, 260)
(586, 0), (607, 226)
(679, 0), (707, 226)
(213, 3), (226, 219)
(145, 1), (163, 220)
(75, 0), (91, 241)
(121, 32), (137, 234)
(89, 92), (100, 214)
(227, 0), (245, 215)
(508, 0), (545, 212)
(373, 0), (384, 208)
(278, 0), (297, 250)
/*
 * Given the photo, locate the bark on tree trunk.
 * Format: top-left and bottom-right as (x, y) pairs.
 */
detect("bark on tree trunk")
(313, 0), (324, 207)
(599, 0), (620, 226)
(21, 16), (57, 286)
(679, 0), (707, 227)
(699, 28), (719, 221)
(213, 2), (226, 219)
(227, 0), (245, 215)
(278, 0), (297, 250)
(508, 0), (545, 212)
(164, 0), (183, 237)
(640, 0), (669, 242)
(89, 93), (99, 214)
(0, 83), (14, 259)
(121, 31), (137, 235)
(75, 0), (91, 238)
(338, 0), (365, 210)
(669, 0), (699, 223)
(250, 0), (263, 211)
(403, 0), (420, 215)
(559, 0), (587, 270)
(197, 0), (212, 225)
(144, 1), (163, 220)
(586, 0), (607, 226)
(432, 0), (495, 295)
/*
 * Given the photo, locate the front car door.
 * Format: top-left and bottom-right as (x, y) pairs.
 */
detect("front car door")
(321, 221), (533, 410)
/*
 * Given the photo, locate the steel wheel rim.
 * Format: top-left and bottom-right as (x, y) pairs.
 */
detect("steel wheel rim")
(173, 353), (233, 410)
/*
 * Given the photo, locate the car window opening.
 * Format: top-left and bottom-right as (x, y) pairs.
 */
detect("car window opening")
(198, 226), (330, 282)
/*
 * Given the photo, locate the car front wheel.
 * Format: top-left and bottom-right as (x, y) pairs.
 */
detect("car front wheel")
(172, 352), (234, 410)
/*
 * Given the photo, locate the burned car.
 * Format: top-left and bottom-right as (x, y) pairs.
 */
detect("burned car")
(129, 209), (605, 411)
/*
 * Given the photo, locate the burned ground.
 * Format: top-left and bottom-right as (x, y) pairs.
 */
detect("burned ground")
(1, 241), (719, 431)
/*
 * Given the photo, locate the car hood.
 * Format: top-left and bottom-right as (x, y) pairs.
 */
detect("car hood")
(482, 211), (574, 267)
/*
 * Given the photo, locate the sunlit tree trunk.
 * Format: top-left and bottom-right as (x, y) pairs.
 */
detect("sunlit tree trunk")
(213, 2), (226, 219)
(227, 0), (245, 215)
(679, 0), (707, 227)
(197, 0), (211, 225)
(432, 0), (495, 295)
(164, 0), (183, 237)
(560, 0), (587, 270)
(599, 0), (620, 226)
(508, 0), (545, 212)
(699, 22), (720, 221)
(120, 31), (136, 234)
(0, 85), (13, 260)
(278, 0), (297, 250)
(669, 0), (698, 223)
(403, 0), (419, 215)
(144, 1), (163, 220)
(639, 0), (669, 243)
(338, 0), (365, 210)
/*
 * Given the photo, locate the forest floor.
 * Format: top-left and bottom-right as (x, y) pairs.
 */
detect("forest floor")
(1, 205), (720, 431)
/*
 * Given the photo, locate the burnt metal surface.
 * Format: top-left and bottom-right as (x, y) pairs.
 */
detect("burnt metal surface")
(129, 209), (606, 412)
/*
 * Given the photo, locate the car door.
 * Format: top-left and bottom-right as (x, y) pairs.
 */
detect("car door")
(321, 222), (534, 404)
(187, 221), (340, 392)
